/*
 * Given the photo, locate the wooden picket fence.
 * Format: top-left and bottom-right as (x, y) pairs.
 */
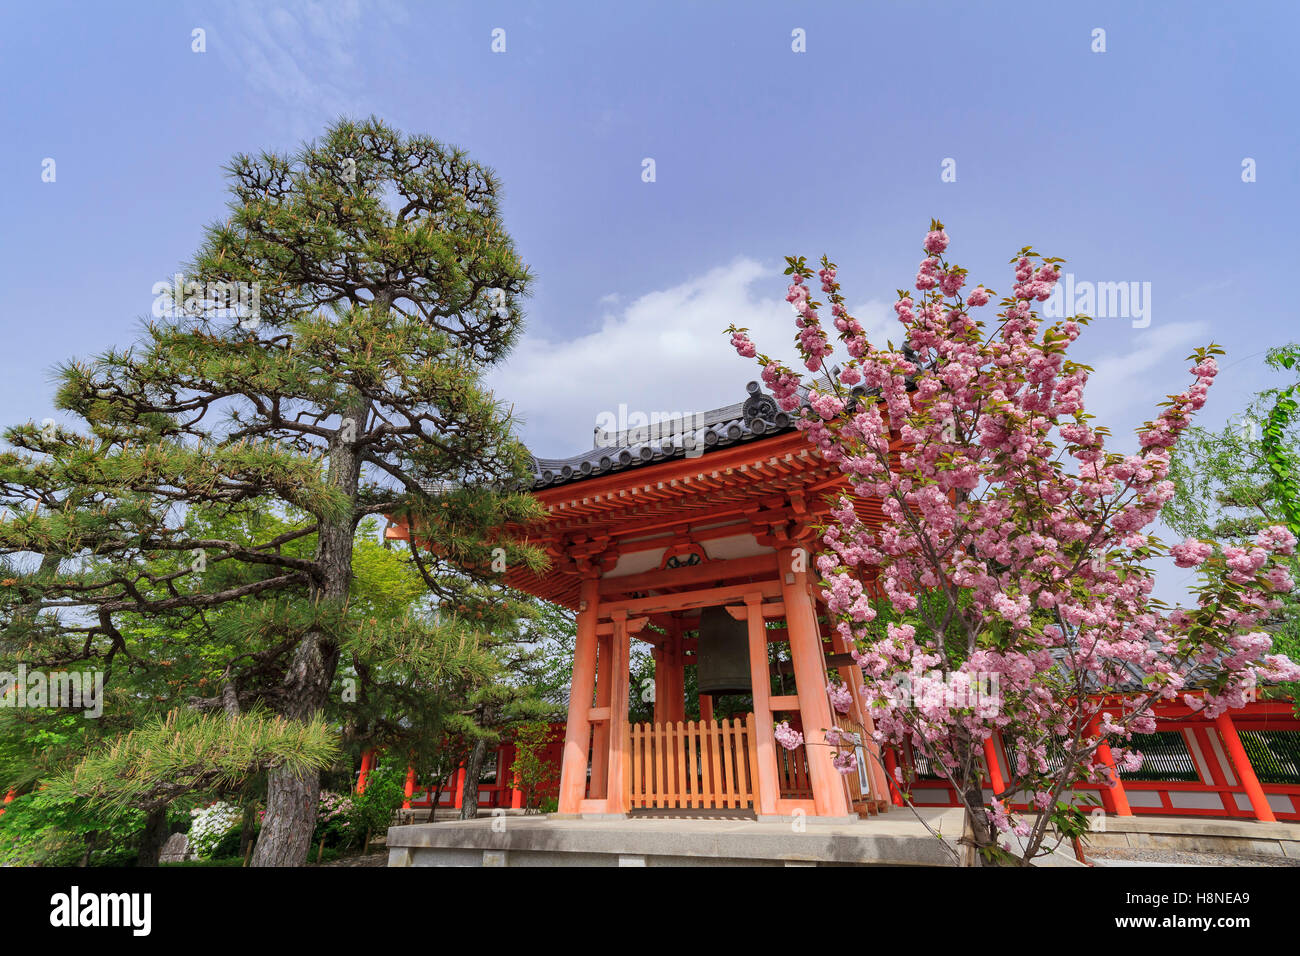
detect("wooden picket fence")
(775, 736), (813, 799)
(624, 714), (757, 810)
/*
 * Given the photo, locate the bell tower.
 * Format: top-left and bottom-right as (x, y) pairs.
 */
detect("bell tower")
(387, 381), (899, 819)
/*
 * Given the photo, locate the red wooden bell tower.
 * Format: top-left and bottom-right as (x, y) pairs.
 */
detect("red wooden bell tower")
(390, 382), (896, 818)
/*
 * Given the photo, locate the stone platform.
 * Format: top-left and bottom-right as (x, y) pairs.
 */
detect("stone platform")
(1084, 814), (1300, 859)
(386, 808), (1300, 867)
(387, 809), (967, 867)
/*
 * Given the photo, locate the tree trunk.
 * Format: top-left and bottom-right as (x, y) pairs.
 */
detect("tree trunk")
(136, 806), (170, 867)
(252, 766), (321, 867)
(957, 734), (998, 866)
(429, 781), (444, 821)
(460, 736), (489, 820)
(960, 785), (996, 867)
(251, 392), (368, 866)
(250, 621), (339, 866)
(79, 831), (97, 867)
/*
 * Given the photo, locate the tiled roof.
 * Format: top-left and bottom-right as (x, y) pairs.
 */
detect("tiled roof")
(527, 381), (800, 489)
(1049, 644), (1245, 694)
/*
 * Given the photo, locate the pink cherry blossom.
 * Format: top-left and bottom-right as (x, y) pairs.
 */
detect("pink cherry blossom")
(826, 680), (854, 714)
(731, 226), (1298, 865)
(1170, 539), (1213, 568)
(729, 331), (756, 358)
(773, 721), (804, 751)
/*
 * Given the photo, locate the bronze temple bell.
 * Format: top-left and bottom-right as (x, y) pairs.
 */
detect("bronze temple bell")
(695, 605), (752, 696)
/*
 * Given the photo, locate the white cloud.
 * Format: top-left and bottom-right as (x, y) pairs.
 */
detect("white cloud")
(492, 266), (1219, 609)
(205, 0), (402, 132)
(495, 259), (1209, 464)
(1083, 320), (1211, 430)
(489, 257), (891, 457)
(1072, 321), (1216, 606)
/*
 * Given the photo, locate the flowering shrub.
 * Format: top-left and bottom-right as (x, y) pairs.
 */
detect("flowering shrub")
(188, 801), (242, 860)
(313, 790), (354, 848)
(729, 221), (1300, 864)
(318, 790), (352, 824)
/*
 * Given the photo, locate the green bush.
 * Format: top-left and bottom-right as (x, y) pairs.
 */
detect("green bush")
(348, 763), (406, 846)
(0, 789), (147, 867)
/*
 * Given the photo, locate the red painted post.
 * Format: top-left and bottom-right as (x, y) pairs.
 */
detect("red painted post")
(453, 764), (466, 809)
(402, 765), (416, 810)
(589, 631), (612, 799)
(744, 593), (781, 816)
(883, 748), (904, 806)
(1192, 726), (1241, 816)
(356, 749), (373, 794)
(982, 736), (1006, 798)
(1215, 712), (1276, 823)
(558, 576), (601, 812)
(780, 550), (850, 817)
(1091, 715), (1133, 817)
(603, 610), (633, 814)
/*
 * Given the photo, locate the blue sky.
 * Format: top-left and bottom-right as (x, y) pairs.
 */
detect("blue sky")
(2, 0), (1298, 599)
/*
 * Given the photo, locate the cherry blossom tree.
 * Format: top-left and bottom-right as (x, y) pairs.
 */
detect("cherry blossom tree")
(728, 222), (1300, 865)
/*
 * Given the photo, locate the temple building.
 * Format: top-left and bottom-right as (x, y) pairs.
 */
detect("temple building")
(387, 381), (893, 819)
(383, 380), (1300, 849)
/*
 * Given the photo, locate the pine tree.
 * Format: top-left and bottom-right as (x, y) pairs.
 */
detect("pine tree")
(0, 117), (545, 865)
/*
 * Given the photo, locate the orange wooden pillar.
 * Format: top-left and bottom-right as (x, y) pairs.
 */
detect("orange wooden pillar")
(829, 620), (891, 809)
(602, 610), (639, 814)
(452, 764), (466, 809)
(1090, 714), (1132, 816)
(510, 771), (524, 810)
(402, 765), (416, 810)
(883, 748), (905, 806)
(1191, 726), (1240, 815)
(558, 576), (601, 813)
(356, 749), (373, 794)
(982, 736), (1006, 797)
(1216, 711), (1275, 822)
(589, 628), (613, 799)
(743, 593), (781, 815)
(779, 547), (851, 818)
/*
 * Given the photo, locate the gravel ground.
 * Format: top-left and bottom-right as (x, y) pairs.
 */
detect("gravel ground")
(1088, 846), (1300, 867)
(309, 847), (1300, 867)
(306, 849), (388, 867)
(303, 839), (1299, 868)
